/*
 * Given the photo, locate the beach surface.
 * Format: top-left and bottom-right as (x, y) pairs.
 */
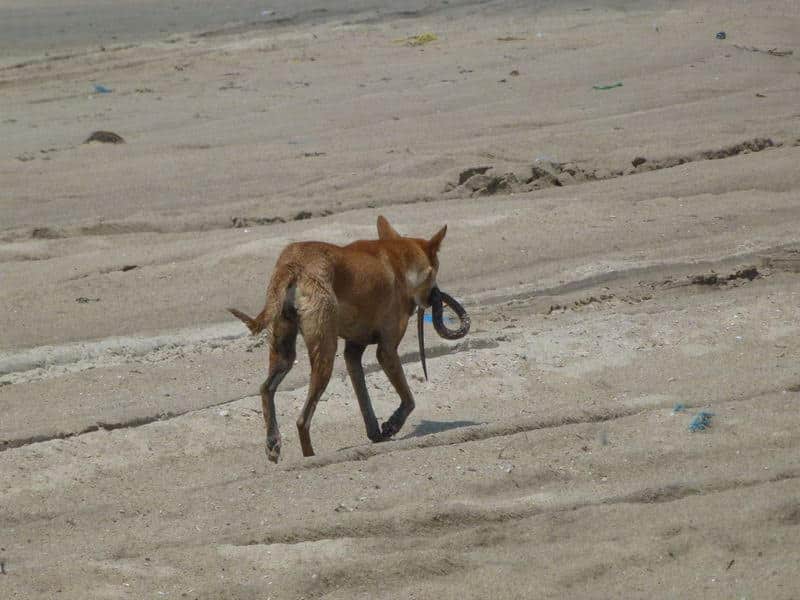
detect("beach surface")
(2, 1), (800, 597)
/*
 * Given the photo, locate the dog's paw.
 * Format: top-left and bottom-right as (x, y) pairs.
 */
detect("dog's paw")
(368, 430), (388, 443)
(380, 418), (401, 439)
(265, 438), (281, 463)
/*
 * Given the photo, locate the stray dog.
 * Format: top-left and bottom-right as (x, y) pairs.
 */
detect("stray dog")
(229, 216), (469, 462)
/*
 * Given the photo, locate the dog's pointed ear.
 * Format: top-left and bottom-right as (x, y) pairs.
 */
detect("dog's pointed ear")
(377, 215), (401, 240)
(428, 225), (447, 255)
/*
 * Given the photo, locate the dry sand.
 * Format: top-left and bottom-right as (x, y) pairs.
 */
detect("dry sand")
(2, 0), (800, 598)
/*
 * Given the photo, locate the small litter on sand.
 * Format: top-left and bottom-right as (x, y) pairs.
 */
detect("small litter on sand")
(688, 411), (714, 432)
(593, 82), (623, 90)
(396, 33), (438, 47)
(84, 131), (125, 144)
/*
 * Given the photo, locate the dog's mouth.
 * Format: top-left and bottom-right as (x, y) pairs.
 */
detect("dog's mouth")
(417, 286), (471, 380)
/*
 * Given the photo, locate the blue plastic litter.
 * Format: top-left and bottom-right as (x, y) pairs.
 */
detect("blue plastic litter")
(715, 31), (727, 40)
(672, 403), (685, 414)
(688, 411), (714, 432)
(93, 84), (113, 94)
(423, 313), (457, 324)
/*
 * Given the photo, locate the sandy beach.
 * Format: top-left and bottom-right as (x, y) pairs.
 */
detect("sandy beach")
(2, 1), (800, 597)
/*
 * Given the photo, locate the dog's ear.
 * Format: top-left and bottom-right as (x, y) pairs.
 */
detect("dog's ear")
(428, 225), (447, 255)
(377, 215), (401, 240)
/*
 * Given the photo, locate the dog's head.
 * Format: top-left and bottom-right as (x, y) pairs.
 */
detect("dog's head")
(377, 215), (446, 308)
(377, 215), (469, 381)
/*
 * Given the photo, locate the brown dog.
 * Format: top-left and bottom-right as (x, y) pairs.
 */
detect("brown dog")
(229, 216), (458, 462)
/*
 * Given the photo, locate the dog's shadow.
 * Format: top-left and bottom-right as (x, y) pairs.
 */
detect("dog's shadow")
(336, 419), (482, 452)
(400, 418), (482, 439)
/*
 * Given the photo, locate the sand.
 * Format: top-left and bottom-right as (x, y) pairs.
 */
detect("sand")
(1, 0), (800, 597)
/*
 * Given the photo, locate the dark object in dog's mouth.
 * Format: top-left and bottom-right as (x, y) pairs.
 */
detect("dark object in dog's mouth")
(417, 287), (470, 380)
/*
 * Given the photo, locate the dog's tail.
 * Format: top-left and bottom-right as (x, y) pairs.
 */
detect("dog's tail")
(228, 270), (294, 336)
(227, 307), (268, 335)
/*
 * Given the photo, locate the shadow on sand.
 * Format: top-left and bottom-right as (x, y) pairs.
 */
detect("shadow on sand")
(400, 418), (482, 439)
(335, 418), (482, 452)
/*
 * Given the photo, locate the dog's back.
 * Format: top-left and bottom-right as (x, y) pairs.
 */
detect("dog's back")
(262, 238), (426, 346)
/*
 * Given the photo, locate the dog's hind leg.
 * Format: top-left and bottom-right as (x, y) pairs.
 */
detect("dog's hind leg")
(344, 341), (383, 443)
(376, 343), (416, 438)
(296, 294), (338, 457)
(295, 334), (336, 457)
(261, 319), (297, 463)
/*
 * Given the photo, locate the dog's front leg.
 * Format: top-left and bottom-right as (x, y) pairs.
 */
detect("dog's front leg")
(376, 344), (415, 438)
(344, 341), (384, 442)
